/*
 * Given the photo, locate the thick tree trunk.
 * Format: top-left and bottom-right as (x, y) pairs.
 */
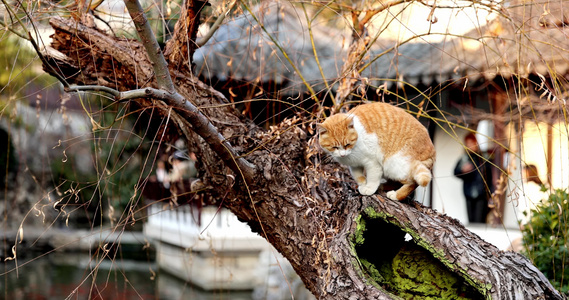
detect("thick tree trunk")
(43, 16), (564, 300)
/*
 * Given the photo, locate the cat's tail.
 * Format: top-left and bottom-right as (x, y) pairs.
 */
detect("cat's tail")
(413, 158), (434, 187)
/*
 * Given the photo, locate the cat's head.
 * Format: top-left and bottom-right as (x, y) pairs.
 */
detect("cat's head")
(317, 113), (357, 158)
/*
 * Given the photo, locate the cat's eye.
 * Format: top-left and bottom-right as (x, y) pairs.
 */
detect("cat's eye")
(344, 143), (352, 148)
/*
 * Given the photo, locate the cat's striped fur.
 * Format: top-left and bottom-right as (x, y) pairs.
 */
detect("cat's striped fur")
(318, 102), (435, 201)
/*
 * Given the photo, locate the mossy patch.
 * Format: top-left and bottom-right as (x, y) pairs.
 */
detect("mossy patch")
(353, 214), (366, 246)
(351, 208), (484, 300)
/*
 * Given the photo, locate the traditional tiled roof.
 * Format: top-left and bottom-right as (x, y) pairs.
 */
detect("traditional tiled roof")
(194, 1), (569, 92)
(367, 0), (569, 86)
(193, 1), (347, 94)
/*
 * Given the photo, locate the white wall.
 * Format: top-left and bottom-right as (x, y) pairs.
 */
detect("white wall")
(431, 127), (469, 224)
(502, 153), (526, 229)
(551, 122), (569, 189)
(430, 122), (566, 229)
(503, 121), (569, 228)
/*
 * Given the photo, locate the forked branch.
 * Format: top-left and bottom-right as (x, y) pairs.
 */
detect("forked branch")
(56, 0), (257, 181)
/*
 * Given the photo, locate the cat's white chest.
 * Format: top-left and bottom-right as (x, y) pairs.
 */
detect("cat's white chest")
(335, 117), (384, 166)
(334, 117), (411, 181)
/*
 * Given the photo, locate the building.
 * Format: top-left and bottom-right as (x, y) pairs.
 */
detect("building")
(194, 0), (569, 229)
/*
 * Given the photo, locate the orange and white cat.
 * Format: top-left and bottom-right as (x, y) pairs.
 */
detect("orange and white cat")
(318, 102), (435, 200)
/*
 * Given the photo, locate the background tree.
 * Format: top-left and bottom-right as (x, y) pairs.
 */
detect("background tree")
(1, 0), (567, 298)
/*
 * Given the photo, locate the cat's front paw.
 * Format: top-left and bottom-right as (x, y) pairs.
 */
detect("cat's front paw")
(358, 185), (378, 196)
(386, 191), (398, 201)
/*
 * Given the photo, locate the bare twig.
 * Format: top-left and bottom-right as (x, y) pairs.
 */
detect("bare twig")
(65, 85), (121, 96)
(240, 0), (321, 111)
(333, 2), (411, 112)
(301, 3), (336, 107)
(196, 0), (238, 47)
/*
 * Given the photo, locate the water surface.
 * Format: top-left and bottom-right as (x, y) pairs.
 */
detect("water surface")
(1, 252), (252, 300)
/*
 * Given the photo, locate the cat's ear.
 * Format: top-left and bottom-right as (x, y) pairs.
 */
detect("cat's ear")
(316, 123), (327, 134)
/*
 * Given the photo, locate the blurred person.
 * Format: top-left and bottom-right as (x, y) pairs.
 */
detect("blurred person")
(155, 160), (170, 188)
(454, 133), (493, 223)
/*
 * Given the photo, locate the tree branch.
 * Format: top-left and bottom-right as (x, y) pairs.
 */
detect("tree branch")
(364, 197), (563, 299)
(66, 84), (257, 181)
(124, 0), (176, 93)
(43, 13), (564, 299)
(120, 0), (256, 180)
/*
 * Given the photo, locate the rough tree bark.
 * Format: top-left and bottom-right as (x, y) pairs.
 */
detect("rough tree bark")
(40, 7), (564, 300)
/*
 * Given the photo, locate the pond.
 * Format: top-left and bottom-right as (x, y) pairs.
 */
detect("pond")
(0, 251), (253, 300)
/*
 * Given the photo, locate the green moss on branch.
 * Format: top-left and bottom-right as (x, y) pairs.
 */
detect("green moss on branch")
(351, 207), (484, 300)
